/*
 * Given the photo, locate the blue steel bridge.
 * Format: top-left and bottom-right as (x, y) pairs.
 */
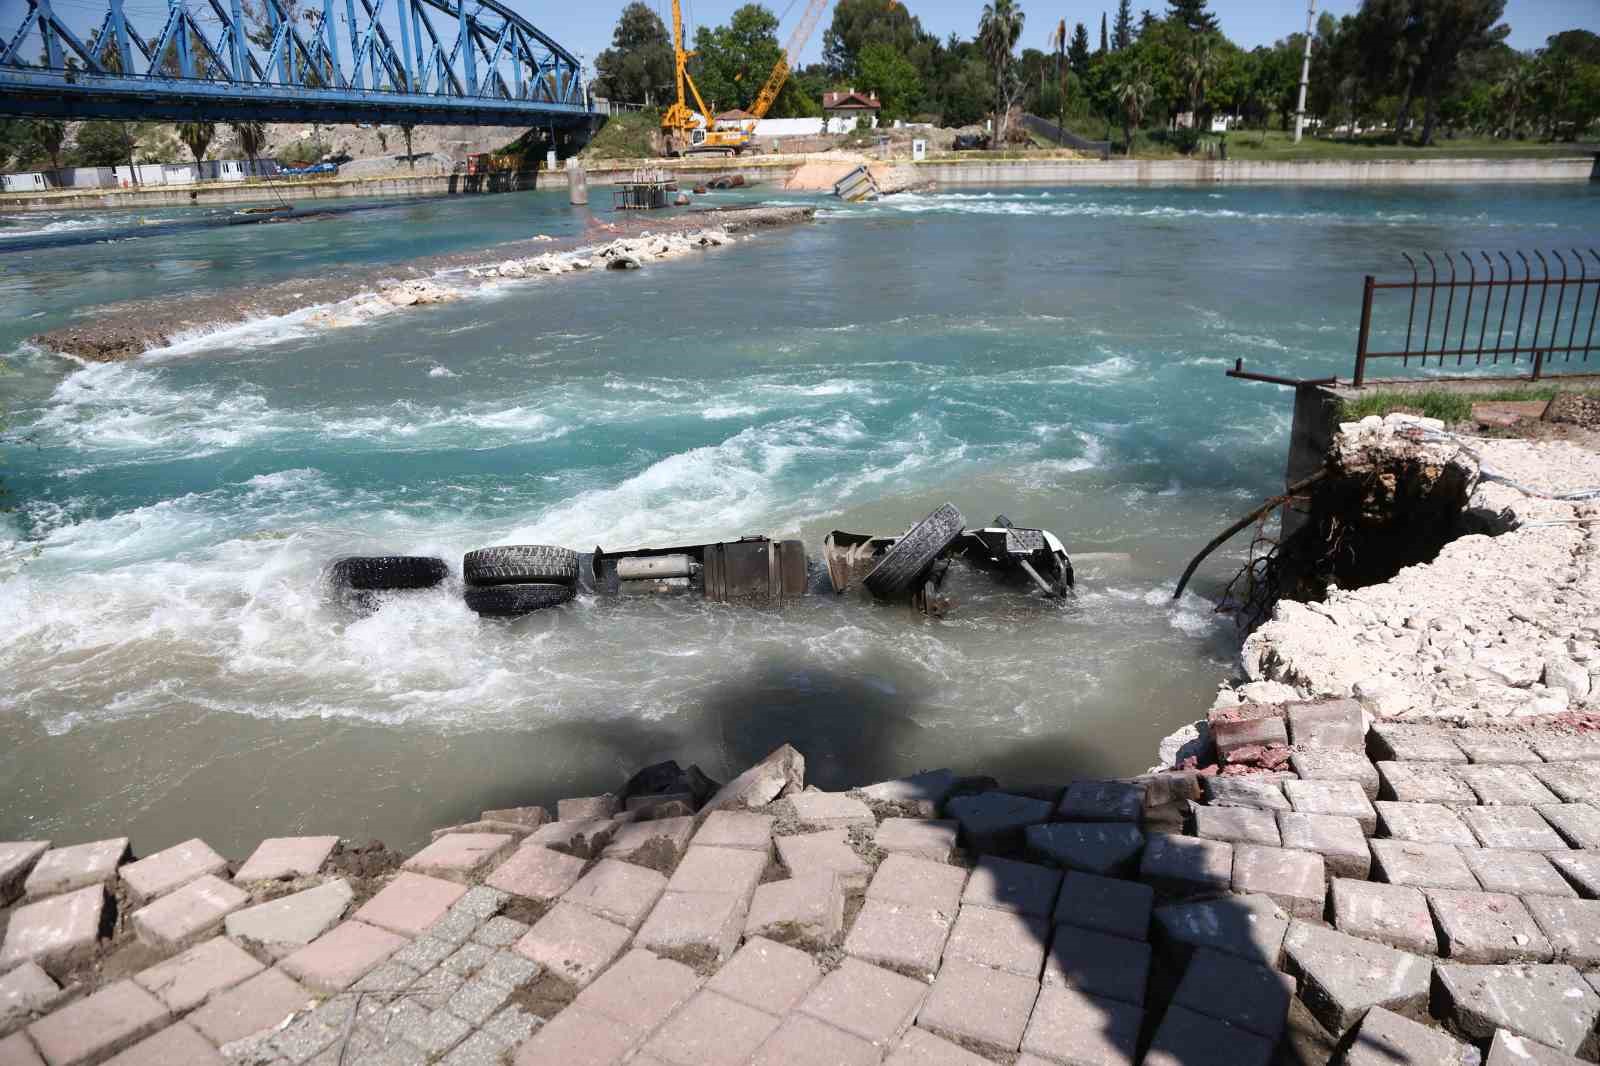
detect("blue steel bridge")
(0, 0), (597, 128)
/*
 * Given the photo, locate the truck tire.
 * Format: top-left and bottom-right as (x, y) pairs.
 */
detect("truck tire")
(863, 503), (965, 599)
(464, 582), (575, 617)
(463, 545), (579, 586)
(326, 555), (449, 591)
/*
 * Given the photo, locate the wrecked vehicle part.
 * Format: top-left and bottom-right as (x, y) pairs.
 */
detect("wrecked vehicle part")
(326, 555), (449, 591)
(862, 503), (966, 598)
(958, 516), (1074, 597)
(584, 536), (807, 605)
(464, 582), (575, 617)
(462, 544), (580, 586)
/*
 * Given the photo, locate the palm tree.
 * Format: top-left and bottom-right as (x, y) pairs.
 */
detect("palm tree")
(1182, 32), (1217, 127)
(1113, 61), (1152, 157)
(978, 0), (1025, 145)
(177, 121), (215, 169)
(1497, 61), (1534, 138)
(229, 120), (268, 176)
(1049, 18), (1068, 136)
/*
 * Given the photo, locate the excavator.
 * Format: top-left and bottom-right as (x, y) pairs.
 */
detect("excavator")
(660, 0), (831, 156)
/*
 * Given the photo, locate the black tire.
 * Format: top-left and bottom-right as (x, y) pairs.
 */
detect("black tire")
(463, 545), (579, 587)
(464, 582), (574, 617)
(326, 555), (449, 591)
(863, 503), (966, 598)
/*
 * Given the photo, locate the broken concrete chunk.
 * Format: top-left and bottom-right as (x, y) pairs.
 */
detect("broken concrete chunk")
(702, 745), (805, 813)
(224, 879), (353, 959)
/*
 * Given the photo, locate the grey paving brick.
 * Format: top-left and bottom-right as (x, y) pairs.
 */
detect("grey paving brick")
(1369, 723), (1467, 763)
(1434, 962), (1600, 1057)
(1287, 700), (1364, 750)
(1335, 1005), (1476, 1066)
(1371, 839), (1480, 889)
(1143, 1005), (1274, 1066)
(408, 965), (466, 1003)
(1056, 781), (1144, 822)
(1378, 762), (1475, 805)
(1523, 896), (1600, 967)
(844, 899), (951, 979)
(693, 811), (775, 851)
(1139, 832), (1232, 895)
(477, 948), (540, 990)
(1284, 779), (1378, 834)
(444, 976), (515, 1025)
(944, 904), (1049, 979)
(1025, 823), (1144, 877)
(1538, 804), (1600, 849)
(1464, 806), (1570, 850)
(1530, 761), (1600, 803)
(1485, 1029), (1589, 1066)
(471, 915), (531, 948)
(946, 793), (1054, 852)
(1052, 870), (1152, 940)
(1531, 736), (1600, 762)
(960, 855), (1061, 918)
(1458, 764), (1562, 807)
(1464, 849), (1577, 898)
(915, 958), (1038, 1056)
(1201, 776), (1289, 811)
(885, 1027), (998, 1066)
(798, 957), (928, 1046)
(873, 819), (959, 862)
(1329, 878), (1437, 954)
(867, 854), (967, 916)
(1042, 925), (1149, 1005)
(438, 1029), (515, 1066)
(1230, 844), (1326, 920)
(441, 941), (497, 978)
(350, 960), (419, 994)
(1020, 984), (1140, 1066)
(1172, 947), (1295, 1041)
(1277, 812), (1371, 878)
(1281, 920), (1433, 1035)
(706, 936), (821, 1015)
(1153, 894), (1288, 967)
(1374, 801), (1477, 845)
(1290, 750), (1380, 799)
(1194, 806), (1281, 847)
(389, 935), (455, 972)
(483, 1004), (538, 1046)
(1457, 730), (1543, 765)
(1550, 851), (1600, 898)
(789, 791), (876, 830)
(1427, 889), (1553, 963)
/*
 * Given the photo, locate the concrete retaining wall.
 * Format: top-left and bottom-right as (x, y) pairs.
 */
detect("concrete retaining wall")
(916, 155), (1598, 185)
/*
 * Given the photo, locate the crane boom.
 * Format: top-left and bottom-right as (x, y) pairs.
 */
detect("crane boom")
(749, 0), (829, 119)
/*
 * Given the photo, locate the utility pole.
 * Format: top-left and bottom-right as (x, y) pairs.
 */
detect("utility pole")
(1293, 0), (1315, 143)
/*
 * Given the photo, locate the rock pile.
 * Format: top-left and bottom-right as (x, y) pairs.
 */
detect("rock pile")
(466, 229), (733, 280)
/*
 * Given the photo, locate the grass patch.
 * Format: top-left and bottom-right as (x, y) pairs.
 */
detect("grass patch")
(580, 110), (662, 161)
(1337, 387), (1562, 423)
(1217, 129), (1586, 162)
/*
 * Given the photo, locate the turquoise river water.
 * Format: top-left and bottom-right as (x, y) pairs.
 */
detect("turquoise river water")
(2, 181), (1597, 853)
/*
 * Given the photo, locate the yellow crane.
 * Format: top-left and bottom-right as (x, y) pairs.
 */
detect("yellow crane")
(661, 0), (831, 156)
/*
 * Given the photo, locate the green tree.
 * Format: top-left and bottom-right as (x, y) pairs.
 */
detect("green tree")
(823, 0), (937, 85)
(1069, 23), (1091, 79)
(595, 3), (674, 105)
(1113, 58), (1153, 153)
(177, 121), (215, 166)
(1113, 0), (1134, 50)
(70, 121), (137, 167)
(857, 42), (923, 119)
(1182, 31), (1218, 120)
(979, 0), (1026, 142)
(692, 4), (813, 116)
(28, 120), (66, 170)
(1166, 0), (1216, 34)
(229, 120), (268, 172)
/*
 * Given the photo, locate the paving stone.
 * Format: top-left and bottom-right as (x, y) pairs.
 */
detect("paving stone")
(1464, 849), (1576, 898)
(1434, 962), (1600, 1057)
(562, 858), (667, 931)
(1459, 765), (1562, 807)
(748, 873), (845, 949)
(1530, 761), (1600, 803)
(1334, 1005), (1474, 1066)
(1143, 1005), (1275, 1066)
(186, 968), (310, 1046)
(1522, 896), (1600, 966)
(799, 957), (928, 1046)
(625, 793), (695, 816)
(1329, 878), (1436, 954)
(1464, 806), (1570, 850)
(1042, 925), (1149, 1005)
(865, 854), (966, 916)
(130, 874), (247, 951)
(486, 843), (587, 903)
(481, 806), (550, 830)
(482, 1004), (539, 1046)
(1139, 832), (1233, 894)
(475, 949), (539, 990)
(402, 833), (514, 884)
(1173, 946), (1296, 1040)
(945, 792), (1054, 852)
(1284, 779), (1378, 834)
(511, 1002), (638, 1066)
(1378, 762), (1475, 805)
(748, 1014), (880, 1066)
(1291, 750), (1381, 799)
(858, 769), (958, 817)
(471, 915), (530, 949)
(943, 904), (1048, 979)
(873, 819), (959, 861)
(1457, 730), (1543, 765)
(1370, 839), (1480, 889)
(224, 879), (353, 960)
(1024, 823), (1144, 877)
(102, 1022), (223, 1066)
(571, 948), (700, 1032)
(1550, 851), (1600, 897)
(119, 838), (227, 906)
(1277, 812), (1371, 878)
(1281, 920), (1433, 1035)
(280, 920), (407, 993)
(670, 844), (770, 897)
(634, 891), (744, 967)
(23, 839), (128, 901)
(439, 1029), (516, 1066)
(1201, 776), (1290, 811)
(600, 816), (695, 864)
(885, 1027), (998, 1066)
(1538, 804), (1600, 849)
(1019, 983), (1140, 1066)
(132, 936), (263, 1012)
(1153, 894), (1288, 966)
(0, 962), (60, 1034)
(233, 837), (339, 883)
(557, 795), (620, 821)
(26, 981), (168, 1066)
(513, 901), (630, 989)
(0, 885), (104, 976)
(526, 818), (617, 859)
(1052, 870), (1152, 940)
(1194, 806), (1281, 847)
(1486, 1029), (1590, 1066)
(699, 938), (816, 1017)
(692, 811), (774, 851)
(1427, 889), (1552, 963)
(0, 1032), (44, 1066)
(1056, 781), (1144, 822)
(1369, 723), (1467, 763)
(1230, 844), (1326, 920)
(1213, 715), (1289, 762)
(789, 791), (876, 830)
(354, 872), (466, 937)
(915, 958), (1037, 1056)
(451, 884), (506, 920)
(1287, 699), (1365, 750)
(1374, 801), (1477, 845)
(350, 959), (419, 994)
(439, 941), (496, 979)
(431, 820), (538, 843)
(1531, 736), (1600, 762)
(960, 856), (1061, 918)
(640, 988), (778, 1066)
(0, 843), (49, 906)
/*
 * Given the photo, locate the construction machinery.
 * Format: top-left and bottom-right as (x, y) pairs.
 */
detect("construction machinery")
(660, 0), (830, 156)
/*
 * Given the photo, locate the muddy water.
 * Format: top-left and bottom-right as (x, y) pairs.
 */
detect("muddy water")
(2, 182), (1596, 854)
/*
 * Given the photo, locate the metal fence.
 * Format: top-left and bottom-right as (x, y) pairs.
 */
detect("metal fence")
(1019, 114), (1111, 160)
(1352, 249), (1600, 386)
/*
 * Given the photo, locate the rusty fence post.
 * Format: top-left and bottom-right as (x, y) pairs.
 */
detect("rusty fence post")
(1353, 275), (1375, 387)
(1532, 348), (1545, 381)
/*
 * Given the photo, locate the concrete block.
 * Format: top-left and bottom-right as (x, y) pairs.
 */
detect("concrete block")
(1042, 926), (1149, 1005)
(102, 1022), (223, 1066)
(513, 902), (630, 989)
(1277, 812), (1371, 879)
(1194, 806), (1281, 847)
(23, 839), (128, 901)
(0, 1033), (44, 1066)
(563, 858), (667, 931)
(634, 891), (745, 967)
(843, 899), (950, 979)
(774, 831), (868, 892)
(798, 957), (927, 1046)
(1025, 823), (1143, 877)
(510, 1002), (640, 1066)
(1231, 844), (1326, 919)
(1291, 750), (1381, 799)
(1378, 762), (1475, 804)
(1523, 896), (1600, 967)
(868, 854), (967, 916)
(747, 873), (844, 949)
(1282, 920), (1432, 1035)
(0, 962), (61, 1034)
(1486, 1029), (1589, 1066)
(1550, 851), (1600, 897)
(1153, 894), (1288, 967)
(601, 816), (695, 865)
(671, 844), (769, 897)
(1538, 804), (1600, 849)
(1371, 839), (1479, 889)
(1201, 777), (1289, 811)
(747, 1014), (879, 1066)
(26, 981), (168, 1066)
(1531, 736), (1600, 762)
(789, 791), (875, 830)
(557, 794), (620, 821)
(1173, 947), (1295, 1041)
(1056, 781), (1144, 822)
(944, 904), (1048, 979)
(1463, 806), (1569, 850)
(0, 885), (104, 977)
(1459, 765), (1561, 807)
(885, 1027), (1000, 1066)
(1020, 984), (1140, 1066)
(130, 874), (247, 951)
(1374, 801), (1476, 845)
(232, 836), (338, 883)
(1139, 832), (1233, 895)
(1329, 878), (1436, 954)
(707, 936), (821, 1014)
(475, 949), (539, 990)
(403, 833), (514, 884)
(186, 968), (310, 1046)
(280, 920), (407, 993)
(1457, 731), (1542, 765)
(858, 768), (957, 817)
(1143, 1005), (1274, 1066)
(1369, 723), (1467, 763)
(454, 885), (509, 920)
(946, 793), (1054, 852)
(573, 949), (700, 1033)
(700, 744), (804, 814)
(873, 819), (958, 862)
(224, 879), (352, 960)
(915, 958), (1037, 1056)
(0, 843), (49, 905)
(487, 843), (588, 902)
(691, 811), (774, 851)
(1284, 779), (1377, 834)
(1434, 962), (1600, 1057)
(1427, 889), (1552, 963)
(1463, 849), (1576, 898)
(1530, 761), (1600, 803)
(960, 856), (1061, 918)
(119, 838), (226, 906)
(641, 988), (779, 1066)
(1287, 700), (1364, 750)
(526, 817), (618, 860)
(1334, 1005), (1475, 1066)
(1052, 870), (1152, 940)
(1212, 715), (1288, 761)
(132, 936), (262, 1013)
(355, 872), (467, 937)
(480, 806), (550, 828)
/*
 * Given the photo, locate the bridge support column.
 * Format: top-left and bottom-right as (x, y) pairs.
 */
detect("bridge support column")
(566, 158), (586, 205)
